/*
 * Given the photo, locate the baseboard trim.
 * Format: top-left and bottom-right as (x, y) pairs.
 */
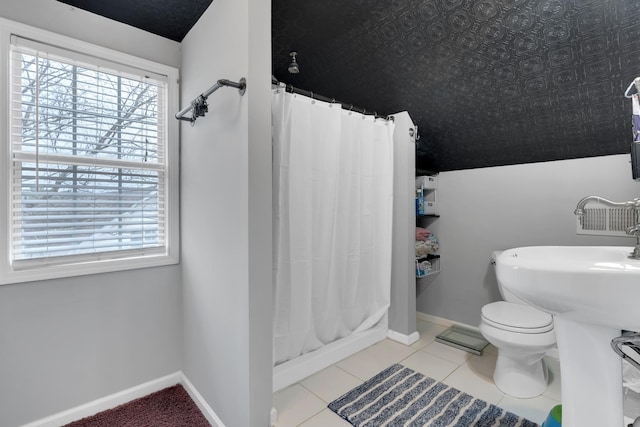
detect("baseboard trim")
(21, 372), (182, 427)
(22, 372), (226, 427)
(387, 329), (420, 345)
(273, 325), (387, 392)
(180, 373), (226, 427)
(416, 311), (481, 333)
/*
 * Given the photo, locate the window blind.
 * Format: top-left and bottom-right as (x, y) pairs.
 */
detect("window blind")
(10, 36), (169, 266)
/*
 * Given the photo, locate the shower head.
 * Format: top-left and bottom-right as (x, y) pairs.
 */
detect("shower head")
(288, 52), (300, 74)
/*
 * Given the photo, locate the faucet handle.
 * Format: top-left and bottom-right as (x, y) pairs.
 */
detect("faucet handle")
(626, 225), (640, 236)
(626, 226), (640, 260)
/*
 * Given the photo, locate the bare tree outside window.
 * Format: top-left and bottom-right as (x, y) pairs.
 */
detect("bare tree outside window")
(11, 48), (166, 260)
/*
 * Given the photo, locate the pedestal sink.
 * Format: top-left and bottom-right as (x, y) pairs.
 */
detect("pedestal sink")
(496, 246), (640, 427)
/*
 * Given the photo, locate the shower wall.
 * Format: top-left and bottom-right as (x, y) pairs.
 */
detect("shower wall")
(180, 0), (272, 426)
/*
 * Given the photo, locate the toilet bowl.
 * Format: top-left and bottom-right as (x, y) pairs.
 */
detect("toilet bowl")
(479, 252), (557, 398)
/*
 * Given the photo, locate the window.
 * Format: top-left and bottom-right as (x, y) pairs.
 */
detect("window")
(1, 24), (179, 284)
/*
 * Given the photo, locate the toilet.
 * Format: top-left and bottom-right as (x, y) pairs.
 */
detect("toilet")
(479, 251), (556, 399)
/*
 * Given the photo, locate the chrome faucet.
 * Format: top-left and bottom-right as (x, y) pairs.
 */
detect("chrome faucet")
(574, 196), (640, 259)
(573, 196), (640, 215)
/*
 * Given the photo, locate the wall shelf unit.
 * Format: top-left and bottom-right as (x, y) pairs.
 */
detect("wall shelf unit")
(416, 174), (440, 279)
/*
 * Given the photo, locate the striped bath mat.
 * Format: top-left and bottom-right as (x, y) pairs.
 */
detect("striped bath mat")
(328, 364), (539, 426)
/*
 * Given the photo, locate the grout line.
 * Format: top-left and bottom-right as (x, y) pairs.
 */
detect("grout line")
(294, 404), (326, 427)
(298, 381), (329, 404)
(333, 364), (361, 381)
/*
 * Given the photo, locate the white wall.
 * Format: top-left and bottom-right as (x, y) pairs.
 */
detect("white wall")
(0, 268), (182, 426)
(0, 4), (182, 426)
(0, 0), (180, 68)
(180, 0), (272, 425)
(417, 154), (640, 326)
(389, 112), (417, 337)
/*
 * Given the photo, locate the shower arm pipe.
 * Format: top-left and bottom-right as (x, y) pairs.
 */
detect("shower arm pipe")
(271, 77), (393, 121)
(175, 77), (247, 123)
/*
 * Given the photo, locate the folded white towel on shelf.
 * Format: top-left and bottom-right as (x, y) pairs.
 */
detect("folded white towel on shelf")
(415, 234), (439, 257)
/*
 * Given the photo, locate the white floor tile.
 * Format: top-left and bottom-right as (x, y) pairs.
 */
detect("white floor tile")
(483, 344), (499, 355)
(300, 365), (362, 403)
(411, 320), (448, 350)
(275, 319), (567, 427)
(336, 338), (416, 381)
(442, 363), (504, 405)
(399, 349), (460, 382)
(498, 393), (560, 425)
(273, 384), (326, 427)
(298, 408), (352, 427)
(422, 340), (473, 365)
(465, 351), (497, 382)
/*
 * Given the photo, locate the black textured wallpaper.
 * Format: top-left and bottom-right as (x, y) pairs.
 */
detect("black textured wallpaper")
(57, 0), (213, 42)
(272, 0), (640, 171)
(55, 0), (640, 171)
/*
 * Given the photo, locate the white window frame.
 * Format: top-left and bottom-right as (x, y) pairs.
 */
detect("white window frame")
(0, 19), (180, 285)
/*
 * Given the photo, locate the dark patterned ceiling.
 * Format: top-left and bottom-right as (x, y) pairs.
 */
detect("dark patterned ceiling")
(272, 0), (640, 171)
(57, 0), (213, 42)
(56, 0), (640, 172)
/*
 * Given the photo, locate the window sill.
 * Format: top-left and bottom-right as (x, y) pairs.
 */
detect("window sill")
(0, 252), (179, 285)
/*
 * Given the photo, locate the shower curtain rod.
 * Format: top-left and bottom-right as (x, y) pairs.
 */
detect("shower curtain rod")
(175, 77), (247, 123)
(272, 77), (393, 121)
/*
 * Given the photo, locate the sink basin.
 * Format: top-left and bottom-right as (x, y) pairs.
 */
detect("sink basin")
(496, 246), (640, 427)
(496, 246), (640, 331)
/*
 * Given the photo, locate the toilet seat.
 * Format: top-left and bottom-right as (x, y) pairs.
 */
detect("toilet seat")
(481, 301), (553, 334)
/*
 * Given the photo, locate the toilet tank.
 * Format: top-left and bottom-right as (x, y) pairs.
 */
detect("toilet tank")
(498, 283), (531, 305)
(492, 251), (530, 305)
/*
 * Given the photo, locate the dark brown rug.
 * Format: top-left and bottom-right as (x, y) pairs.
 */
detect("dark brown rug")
(64, 384), (211, 427)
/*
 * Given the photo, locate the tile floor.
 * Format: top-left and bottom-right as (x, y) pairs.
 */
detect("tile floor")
(272, 319), (562, 426)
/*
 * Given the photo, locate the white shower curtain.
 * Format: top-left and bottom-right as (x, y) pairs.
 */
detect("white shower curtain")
(272, 89), (395, 365)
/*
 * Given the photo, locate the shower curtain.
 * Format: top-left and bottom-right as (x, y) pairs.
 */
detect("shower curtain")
(272, 89), (395, 365)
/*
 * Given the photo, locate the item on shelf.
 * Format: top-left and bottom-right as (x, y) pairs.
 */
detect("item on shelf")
(423, 197), (437, 215)
(415, 188), (424, 215)
(415, 258), (433, 278)
(415, 174), (438, 190)
(416, 227), (430, 241)
(415, 174), (438, 216)
(416, 234), (439, 257)
(416, 255), (440, 278)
